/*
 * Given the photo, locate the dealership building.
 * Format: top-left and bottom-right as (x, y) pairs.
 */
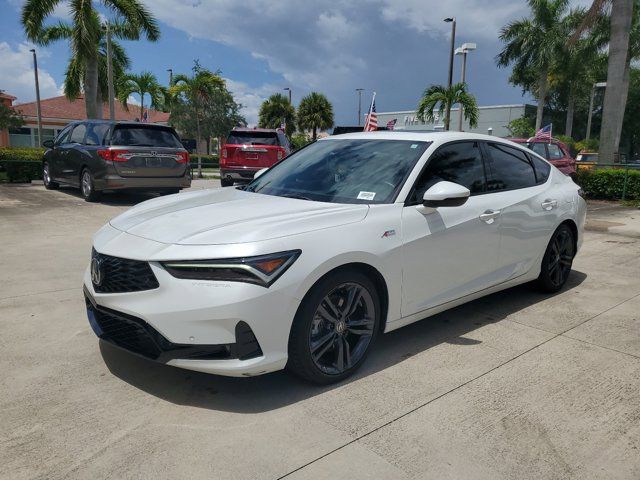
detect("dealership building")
(376, 104), (536, 137)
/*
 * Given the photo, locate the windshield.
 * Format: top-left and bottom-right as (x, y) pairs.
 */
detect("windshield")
(111, 126), (183, 148)
(244, 139), (430, 204)
(226, 131), (279, 146)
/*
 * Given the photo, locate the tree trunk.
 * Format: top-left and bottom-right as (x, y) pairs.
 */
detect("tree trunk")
(565, 87), (575, 138)
(140, 94), (145, 121)
(95, 82), (103, 120)
(535, 67), (548, 131)
(599, 0), (633, 164)
(312, 126), (317, 141)
(84, 56), (99, 119)
(444, 100), (451, 131)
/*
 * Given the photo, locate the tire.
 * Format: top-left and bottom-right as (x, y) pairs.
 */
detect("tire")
(220, 177), (234, 187)
(80, 168), (101, 202)
(161, 188), (180, 195)
(43, 162), (59, 190)
(536, 224), (575, 293)
(287, 269), (381, 384)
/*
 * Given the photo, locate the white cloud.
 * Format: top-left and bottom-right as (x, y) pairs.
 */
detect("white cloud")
(0, 42), (60, 104)
(225, 78), (280, 126)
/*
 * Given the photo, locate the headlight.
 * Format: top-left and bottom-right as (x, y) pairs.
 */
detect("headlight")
(161, 250), (301, 287)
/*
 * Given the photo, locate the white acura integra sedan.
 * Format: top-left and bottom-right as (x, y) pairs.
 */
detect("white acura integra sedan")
(84, 132), (586, 384)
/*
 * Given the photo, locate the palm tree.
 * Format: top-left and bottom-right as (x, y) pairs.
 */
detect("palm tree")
(297, 92), (334, 141)
(170, 66), (225, 153)
(497, 0), (570, 131)
(118, 71), (165, 120)
(22, 0), (159, 119)
(416, 83), (479, 131)
(572, 0), (635, 162)
(258, 94), (296, 137)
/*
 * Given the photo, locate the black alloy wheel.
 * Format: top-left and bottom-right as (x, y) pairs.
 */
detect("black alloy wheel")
(537, 224), (575, 293)
(43, 162), (59, 189)
(288, 269), (380, 384)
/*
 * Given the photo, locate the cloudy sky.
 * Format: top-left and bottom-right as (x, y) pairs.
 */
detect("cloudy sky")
(0, 0), (590, 126)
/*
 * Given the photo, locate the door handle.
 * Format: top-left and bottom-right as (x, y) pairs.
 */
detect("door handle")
(479, 209), (500, 224)
(541, 199), (558, 210)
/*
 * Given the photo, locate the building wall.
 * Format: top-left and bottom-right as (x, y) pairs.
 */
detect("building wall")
(376, 104), (533, 138)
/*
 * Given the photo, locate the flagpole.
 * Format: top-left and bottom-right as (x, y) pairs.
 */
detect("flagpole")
(364, 91), (376, 131)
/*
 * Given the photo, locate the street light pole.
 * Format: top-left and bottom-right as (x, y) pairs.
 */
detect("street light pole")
(586, 82), (607, 141)
(444, 17), (456, 131)
(455, 42), (476, 131)
(29, 49), (43, 147)
(356, 88), (364, 126)
(283, 87), (292, 104)
(167, 68), (173, 86)
(105, 23), (115, 121)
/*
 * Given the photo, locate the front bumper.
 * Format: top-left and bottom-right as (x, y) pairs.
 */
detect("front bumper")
(83, 254), (299, 377)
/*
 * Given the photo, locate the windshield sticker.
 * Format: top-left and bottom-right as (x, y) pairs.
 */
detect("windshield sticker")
(357, 191), (376, 201)
(411, 144), (419, 149)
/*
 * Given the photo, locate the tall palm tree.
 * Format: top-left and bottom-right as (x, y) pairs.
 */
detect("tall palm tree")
(573, 0), (635, 162)
(497, 0), (570, 130)
(297, 92), (334, 141)
(22, 0), (159, 119)
(118, 71), (165, 120)
(416, 83), (479, 131)
(170, 67), (225, 153)
(258, 93), (296, 137)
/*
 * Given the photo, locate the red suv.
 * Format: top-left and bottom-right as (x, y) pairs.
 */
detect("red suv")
(220, 128), (291, 187)
(510, 138), (576, 177)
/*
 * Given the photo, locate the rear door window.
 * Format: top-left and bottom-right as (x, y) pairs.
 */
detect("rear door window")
(528, 142), (548, 159)
(111, 126), (182, 147)
(226, 131), (279, 146)
(485, 143), (537, 191)
(547, 144), (564, 160)
(69, 124), (87, 144)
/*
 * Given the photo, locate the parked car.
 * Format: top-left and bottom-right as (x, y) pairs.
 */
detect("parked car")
(85, 132), (586, 384)
(219, 127), (291, 187)
(510, 138), (576, 177)
(42, 120), (191, 201)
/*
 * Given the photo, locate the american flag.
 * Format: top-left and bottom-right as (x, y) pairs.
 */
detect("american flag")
(386, 118), (397, 130)
(364, 93), (377, 131)
(534, 124), (552, 141)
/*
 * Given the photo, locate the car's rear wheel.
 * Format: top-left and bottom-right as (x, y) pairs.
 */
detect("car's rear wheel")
(287, 269), (380, 384)
(536, 224), (575, 293)
(80, 168), (101, 202)
(43, 162), (59, 190)
(220, 177), (234, 187)
(161, 188), (180, 195)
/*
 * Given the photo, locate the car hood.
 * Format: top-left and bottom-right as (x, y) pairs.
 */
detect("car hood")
(109, 188), (369, 245)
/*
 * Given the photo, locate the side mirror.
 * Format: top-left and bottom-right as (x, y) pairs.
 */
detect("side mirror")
(254, 168), (268, 179)
(422, 181), (470, 208)
(42, 140), (55, 149)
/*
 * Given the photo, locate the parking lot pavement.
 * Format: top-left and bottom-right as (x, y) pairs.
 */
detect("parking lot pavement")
(1, 183), (639, 480)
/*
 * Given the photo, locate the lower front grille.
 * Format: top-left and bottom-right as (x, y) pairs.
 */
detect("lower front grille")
(85, 292), (262, 362)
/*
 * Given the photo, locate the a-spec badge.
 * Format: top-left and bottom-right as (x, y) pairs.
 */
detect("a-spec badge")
(381, 229), (396, 238)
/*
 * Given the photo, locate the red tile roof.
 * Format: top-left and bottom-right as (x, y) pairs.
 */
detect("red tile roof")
(13, 95), (170, 123)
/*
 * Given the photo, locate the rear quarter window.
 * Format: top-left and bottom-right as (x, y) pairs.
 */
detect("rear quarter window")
(527, 153), (551, 184)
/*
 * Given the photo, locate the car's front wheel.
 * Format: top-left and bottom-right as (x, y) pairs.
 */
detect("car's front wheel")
(536, 224), (575, 293)
(43, 162), (59, 190)
(287, 269), (381, 384)
(80, 168), (101, 202)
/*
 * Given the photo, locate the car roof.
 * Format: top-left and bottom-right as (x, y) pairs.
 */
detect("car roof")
(231, 127), (280, 133)
(68, 120), (172, 127)
(322, 131), (523, 146)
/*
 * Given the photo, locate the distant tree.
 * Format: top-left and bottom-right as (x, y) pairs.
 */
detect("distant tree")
(0, 103), (25, 131)
(296, 92), (334, 141)
(417, 83), (479, 131)
(497, 0), (571, 130)
(290, 132), (313, 150)
(258, 93), (295, 137)
(506, 115), (535, 138)
(22, 0), (159, 119)
(169, 62), (245, 153)
(118, 71), (165, 120)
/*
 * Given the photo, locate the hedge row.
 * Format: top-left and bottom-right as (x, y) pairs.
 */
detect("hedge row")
(0, 147), (44, 183)
(190, 154), (219, 168)
(575, 168), (640, 200)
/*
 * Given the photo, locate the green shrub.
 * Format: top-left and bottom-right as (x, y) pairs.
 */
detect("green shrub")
(0, 147), (44, 183)
(575, 168), (640, 200)
(190, 153), (219, 168)
(574, 138), (599, 153)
